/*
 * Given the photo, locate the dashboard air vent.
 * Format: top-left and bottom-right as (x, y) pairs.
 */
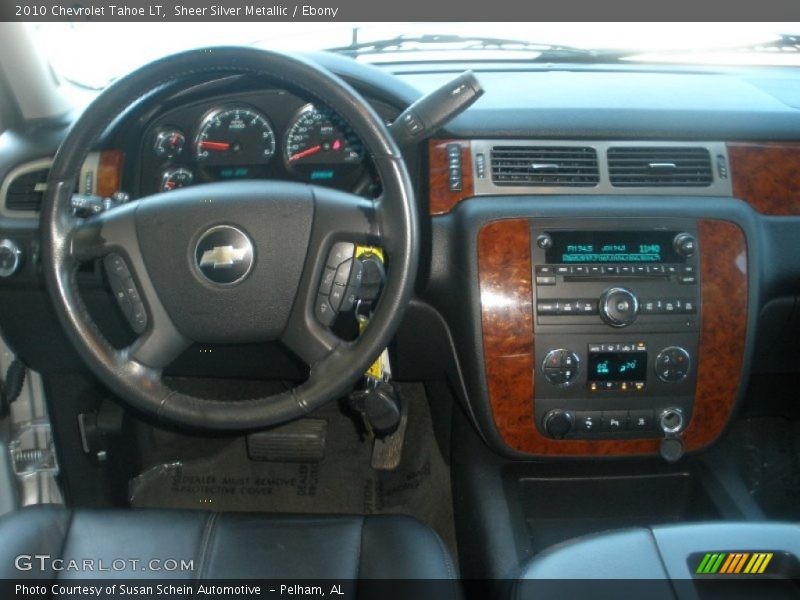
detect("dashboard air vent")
(608, 147), (713, 187)
(5, 167), (49, 211)
(491, 146), (599, 187)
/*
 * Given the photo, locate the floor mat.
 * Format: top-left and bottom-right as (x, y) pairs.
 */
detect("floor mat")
(721, 417), (800, 521)
(128, 383), (457, 557)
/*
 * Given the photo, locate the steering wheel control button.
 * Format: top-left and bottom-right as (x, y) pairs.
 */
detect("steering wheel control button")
(329, 285), (345, 312)
(315, 294), (336, 327)
(105, 254), (130, 278)
(0, 239), (23, 278)
(194, 225), (254, 286)
(130, 302), (147, 334)
(655, 346), (691, 382)
(104, 255), (148, 333)
(599, 287), (639, 327)
(326, 242), (355, 268)
(333, 258), (354, 287)
(542, 349), (579, 386)
(319, 267), (336, 295)
(316, 244), (367, 325)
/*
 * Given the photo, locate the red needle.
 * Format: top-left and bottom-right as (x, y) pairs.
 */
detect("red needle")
(199, 141), (231, 151)
(289, 145), (322, 162)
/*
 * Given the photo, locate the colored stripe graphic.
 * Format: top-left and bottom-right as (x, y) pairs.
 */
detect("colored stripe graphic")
(697, 552), (774, 575)
(757, 553), (773, 574)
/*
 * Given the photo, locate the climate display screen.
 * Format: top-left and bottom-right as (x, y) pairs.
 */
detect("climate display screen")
(545, 231), (681, 264)
(588, 352), (647, 382)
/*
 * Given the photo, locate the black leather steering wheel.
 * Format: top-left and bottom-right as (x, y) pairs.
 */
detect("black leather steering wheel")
(41, 47), (418, 431)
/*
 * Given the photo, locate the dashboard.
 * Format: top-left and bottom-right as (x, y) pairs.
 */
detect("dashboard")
(1, 55), (800, 461)
(137, 88), (388, 197)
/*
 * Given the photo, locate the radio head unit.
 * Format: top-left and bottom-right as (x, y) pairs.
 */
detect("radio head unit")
(531, 219), (701, 442)
(544, 230), (689, 265)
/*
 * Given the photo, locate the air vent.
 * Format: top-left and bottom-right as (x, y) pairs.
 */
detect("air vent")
(491, 146), (599, 187)
(608, 147), (713, 188)
(5, 167), (49, 211)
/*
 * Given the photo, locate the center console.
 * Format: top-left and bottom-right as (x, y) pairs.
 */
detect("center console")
(531, 219), (700, 441)
(476, 216), (748, 458)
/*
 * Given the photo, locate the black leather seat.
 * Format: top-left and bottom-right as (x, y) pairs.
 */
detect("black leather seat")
(0, 506), (458, 587)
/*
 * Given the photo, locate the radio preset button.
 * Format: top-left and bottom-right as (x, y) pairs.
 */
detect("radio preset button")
(536, 301), (558, 315)
(536, 275), (556, 286)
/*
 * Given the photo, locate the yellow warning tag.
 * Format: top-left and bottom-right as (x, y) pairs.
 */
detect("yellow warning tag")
(356, 245), (385, 380)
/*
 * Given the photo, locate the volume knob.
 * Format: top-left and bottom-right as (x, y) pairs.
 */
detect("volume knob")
(599, 287), (638, 328)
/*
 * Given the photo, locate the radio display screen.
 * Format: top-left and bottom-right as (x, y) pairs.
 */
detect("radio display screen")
(545, 231), (681, 264)
(588, 352), (647, 382)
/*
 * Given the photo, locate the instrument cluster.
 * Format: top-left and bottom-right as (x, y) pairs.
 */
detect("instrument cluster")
(139, 89), (374, 196)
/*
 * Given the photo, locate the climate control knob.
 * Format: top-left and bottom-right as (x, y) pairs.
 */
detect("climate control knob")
(542, 349), (579, 385)
(599, 287), (638, 328)
(655, 346), (691, 382)
(543, 409), (573, 439)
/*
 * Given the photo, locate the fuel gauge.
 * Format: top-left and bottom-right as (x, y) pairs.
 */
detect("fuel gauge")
(161, 168), (193, 192)
(154, 129), (186, 159)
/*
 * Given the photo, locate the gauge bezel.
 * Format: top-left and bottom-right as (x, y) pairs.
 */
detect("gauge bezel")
(160, 167), (194, 192)
(194, 104), (277, 165)
(282, 103), (365, 177)
(153, 127), (187, 159)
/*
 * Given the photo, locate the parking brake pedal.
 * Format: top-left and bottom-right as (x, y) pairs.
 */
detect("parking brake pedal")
(246, 419), (327, 463)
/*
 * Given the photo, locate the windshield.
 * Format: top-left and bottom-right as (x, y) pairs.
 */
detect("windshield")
(30, 21), (800, 89)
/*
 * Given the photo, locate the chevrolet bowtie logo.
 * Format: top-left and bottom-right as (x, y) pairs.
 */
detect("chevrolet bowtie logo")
(199, 245), (249, 269)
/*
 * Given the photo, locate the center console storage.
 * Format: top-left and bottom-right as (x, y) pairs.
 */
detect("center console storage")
(512, 470), (721, 554)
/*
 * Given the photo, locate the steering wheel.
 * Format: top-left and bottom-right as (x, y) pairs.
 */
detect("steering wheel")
(40, 47), (418, 431)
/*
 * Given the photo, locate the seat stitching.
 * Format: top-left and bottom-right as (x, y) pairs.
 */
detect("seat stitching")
(355, 515), (365, 582)
(195, 512), (219, 582)
(430, 521), (457, 584)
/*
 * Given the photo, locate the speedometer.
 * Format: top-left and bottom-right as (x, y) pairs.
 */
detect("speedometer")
(284, 104), (365, 184)
(195, 105), (276, 167)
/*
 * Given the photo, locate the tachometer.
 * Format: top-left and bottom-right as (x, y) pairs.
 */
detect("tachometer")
(284, 104), (364, 184)
(195, 105), (276, 166)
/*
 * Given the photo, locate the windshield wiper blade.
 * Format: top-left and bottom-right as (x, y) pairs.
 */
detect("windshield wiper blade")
(327, 34), (633, 62)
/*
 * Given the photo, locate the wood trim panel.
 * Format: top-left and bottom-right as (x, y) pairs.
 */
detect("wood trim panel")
(428, 139), (473, 215)
(478, 218), (747, 457)
(97, 150), (124, 198)
(684, 220), (748, 450)
(728, 142), (800, 216)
